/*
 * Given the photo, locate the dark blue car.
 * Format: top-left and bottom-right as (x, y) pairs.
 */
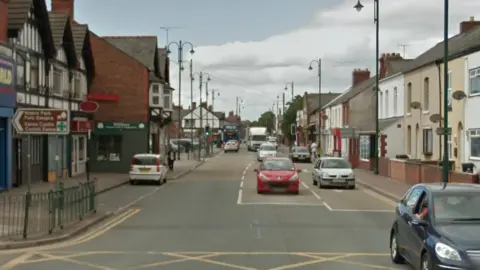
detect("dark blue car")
(390, 183), (480, 270)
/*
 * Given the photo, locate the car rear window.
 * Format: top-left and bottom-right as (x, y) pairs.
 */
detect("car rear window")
(260, 145), (276, 151)
(133, 156), (157, 166)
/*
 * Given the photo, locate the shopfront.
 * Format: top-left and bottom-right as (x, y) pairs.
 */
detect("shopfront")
(70, 119), (92, 176)
(0, 53), (15, 190)
(89, 121), (147, 173)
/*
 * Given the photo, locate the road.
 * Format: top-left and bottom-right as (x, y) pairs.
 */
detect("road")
(0, 147), (410, 270)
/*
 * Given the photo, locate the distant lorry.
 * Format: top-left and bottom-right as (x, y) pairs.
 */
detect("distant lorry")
(247, 127), (268, 151)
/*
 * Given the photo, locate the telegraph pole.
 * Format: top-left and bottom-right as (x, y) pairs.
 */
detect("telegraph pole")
(205, 79), (210, 156)
(198, 72), (203, 160)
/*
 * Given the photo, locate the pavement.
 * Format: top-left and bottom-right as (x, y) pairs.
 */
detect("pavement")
(0, 146), (408, 270)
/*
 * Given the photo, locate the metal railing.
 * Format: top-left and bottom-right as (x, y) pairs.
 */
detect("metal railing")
(0, 180), (96, 240)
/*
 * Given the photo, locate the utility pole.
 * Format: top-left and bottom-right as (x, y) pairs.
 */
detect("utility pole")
(198, 72), (204, 160)
(285, 82), (294, 101)
(235, 97), (239, 115)
(188, 59), (193, 160)
(205, 79), (210, 156)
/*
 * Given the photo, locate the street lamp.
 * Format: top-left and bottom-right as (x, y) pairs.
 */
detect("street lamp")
(308, 58), (322, 145)
(354, 0), (380, 175)
(192, 72), (211, 158)
(284, 82), (294, 101)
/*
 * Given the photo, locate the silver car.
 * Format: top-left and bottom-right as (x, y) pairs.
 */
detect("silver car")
(312, 157), (355, 189)
(289, 146), (310, 163)
(257, 144), (277, 161)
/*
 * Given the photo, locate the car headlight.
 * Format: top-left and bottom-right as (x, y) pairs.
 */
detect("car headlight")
(289, 173), (299, 181)
(322, 172), (329, 178)
(435, 243), (461, 261)
(348, 172), (355, 178)
(258, 173), (269, 181)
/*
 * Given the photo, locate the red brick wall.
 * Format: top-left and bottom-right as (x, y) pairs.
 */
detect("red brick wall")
(378, 157), (389, 176)
(90, 32), (149, 122)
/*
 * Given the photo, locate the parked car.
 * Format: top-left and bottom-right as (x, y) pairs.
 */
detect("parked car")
(289, 146), (310, 162)
(129, 154), (168, 185)
(254, 157), (302, 195)
(390, 183), (480, 270)
(312, 157), (355, 189)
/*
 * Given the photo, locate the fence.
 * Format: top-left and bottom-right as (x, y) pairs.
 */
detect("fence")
(0, 180), (96, 240)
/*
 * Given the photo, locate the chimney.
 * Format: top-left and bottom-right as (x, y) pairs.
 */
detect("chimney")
(0, 0), (8, 44)
(229, 111), (234, 116)
(208, 105), (212, 111)
(200, 101), (207, 108)
(51, 0), (74, 20)
(379, 53), (403, 79)
(460, 16), (480, 33)
(352, 68), (371, 86)
(191, 102), (196, 110)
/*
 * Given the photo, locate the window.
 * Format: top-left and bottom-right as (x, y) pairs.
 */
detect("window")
(96, 135), (122, 161)
(469, 128), (480, 158)
(385, 90), (389, 118)
(152, 96), (159, 105)
(74, 75), (81, 99)
(78, 137), (85, 161)
(447, 132), (453, 160)
(150, 84), (162, 107)
(29, 136), (41, 165)
(407, 83), (412, 113)
(407, 125), (412, 154)
(393, 87), (398, 116)
(423, 128), (433, 154)
(470, 68), (480, 95)
(423, 77), (429, 111)
(53, 67), (62, 95)
(163, 89), (171, 109)
(447, 71), (452, 106)
(30, 56), (38, 89)
(405, 188), (423, 209)
(152, 85), (159, 94)
(379, 92), (383, 118)
(321, 159), (350, 169)
(360, 135), (370, 160)
(16, 53), (25, 86)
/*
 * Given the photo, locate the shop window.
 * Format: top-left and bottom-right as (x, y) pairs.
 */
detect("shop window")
(360, 135), (370, 161)
(97, 135), (122, 161)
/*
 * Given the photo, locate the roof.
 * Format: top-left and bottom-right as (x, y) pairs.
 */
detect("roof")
(325, 76), (376, 108)
(403, 25), (480, 73)
(171, 109), (190, 122)
(48, 13), (68, 48)
(71, 22), (88, 56)
(103, 36), (158, 69)
(309, 93), (342, 113)
(379, 116), (402, 131)
(8, 0), (55, 58)
(214, 112), (225, 120)
(158, 48), (167, 78)
(421, 183), (480, 193)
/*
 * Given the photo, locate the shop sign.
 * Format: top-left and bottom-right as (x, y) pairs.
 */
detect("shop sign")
(71, 120), (94, 133)
(12, 109), (70, 135)
(0, 55), (15, 108)
(96, 122), (145, 130)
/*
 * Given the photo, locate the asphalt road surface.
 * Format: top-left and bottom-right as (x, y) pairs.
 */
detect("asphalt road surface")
(0, 146), (410, 270)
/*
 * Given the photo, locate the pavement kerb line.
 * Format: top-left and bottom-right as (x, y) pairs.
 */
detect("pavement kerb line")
(356, 178), (402, 202)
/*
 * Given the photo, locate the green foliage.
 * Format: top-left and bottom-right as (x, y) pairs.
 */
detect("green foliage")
(281, 95), (303, 142)
(251, 111), (275, 133)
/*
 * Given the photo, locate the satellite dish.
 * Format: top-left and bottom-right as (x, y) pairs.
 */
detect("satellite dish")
(410, 101), (421, 110)
(452, 90), (467, 100)
(429, 114), (442, 123)
(322, 114), (328, 120)
(436, 127), (444, 135)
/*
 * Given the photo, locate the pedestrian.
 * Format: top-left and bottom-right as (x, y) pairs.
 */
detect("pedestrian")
(167, 144), (174, 171)
(310, 141), (318, 161)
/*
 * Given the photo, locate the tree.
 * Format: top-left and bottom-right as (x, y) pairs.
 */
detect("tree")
(257, 111), (275, 133)
(281, 95), (303, 143)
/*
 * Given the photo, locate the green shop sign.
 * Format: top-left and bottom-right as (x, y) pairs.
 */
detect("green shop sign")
(96, 122), (146, 130)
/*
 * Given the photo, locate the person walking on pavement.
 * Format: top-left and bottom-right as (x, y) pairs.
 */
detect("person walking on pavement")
(310, 141), (318, 162)
(167, 144), (175, 171)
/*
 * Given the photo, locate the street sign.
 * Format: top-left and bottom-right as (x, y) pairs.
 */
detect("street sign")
(340, 127), (358, 138)
(79, 101), (99, 112)
(12, 108), (70, 135)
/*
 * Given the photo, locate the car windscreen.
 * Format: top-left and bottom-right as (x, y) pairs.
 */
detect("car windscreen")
(260, 145), (276, 151)
(321, 159), (350, 168)
(132, 156), (157, 166)
(433, 192), (480, 221)
(261, 159), (294, 171)
(252, 135), (267, 141)
(295, 147), (308, 153)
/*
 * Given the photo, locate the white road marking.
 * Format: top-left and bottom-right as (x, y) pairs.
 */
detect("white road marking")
(300, 181), (322, 200)
(329, 209), (394, 213)
(301, 169), (309, 173)
(237, 189), (243, 204)
(363, 189), (397, 206)
(333, 189), (343, 193)
(322, 201), (333, 211)
(240, 181), (243, 188)
(239, 202), (326, 206)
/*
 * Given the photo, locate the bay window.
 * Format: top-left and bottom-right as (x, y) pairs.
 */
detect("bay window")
(163, 89), (171, 109)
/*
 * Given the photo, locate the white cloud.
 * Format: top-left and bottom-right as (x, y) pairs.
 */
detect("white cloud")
(169, 0), (480, 121)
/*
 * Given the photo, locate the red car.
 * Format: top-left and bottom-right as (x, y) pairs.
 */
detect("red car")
(254, 157), (302, 195)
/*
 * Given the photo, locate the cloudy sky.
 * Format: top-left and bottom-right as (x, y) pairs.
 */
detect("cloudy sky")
(50, 0), (480, 121)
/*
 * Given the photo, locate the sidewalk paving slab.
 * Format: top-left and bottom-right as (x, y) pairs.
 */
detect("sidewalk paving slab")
(0, 149), (222, 250)
(355, 169), (410, 201)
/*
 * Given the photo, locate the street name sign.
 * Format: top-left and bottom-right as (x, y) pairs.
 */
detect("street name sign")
(12, 108), (70, 135)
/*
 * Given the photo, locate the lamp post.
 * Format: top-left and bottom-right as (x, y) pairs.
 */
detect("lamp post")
(354, 0), (380, 175)
(284, 82), (294, 101)
(179, 59), (194, 159)
(192, 71), (210, 158)
(211, 89), (220, 151)
(308, 58), (322, 147)
(167, 40), (195, 160)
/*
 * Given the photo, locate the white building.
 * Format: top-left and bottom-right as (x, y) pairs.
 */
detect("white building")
(377, 72), (405, 158)
(182, 103), (220, 137)
(464, 51), (480, 170)
(322, 94), (344, 156)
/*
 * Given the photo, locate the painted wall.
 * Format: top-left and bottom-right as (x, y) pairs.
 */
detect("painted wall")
(464, 50), (480, 170)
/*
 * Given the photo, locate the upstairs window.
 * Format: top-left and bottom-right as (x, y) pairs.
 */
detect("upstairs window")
(423, 77), (429, 111)
(407, 83), (412, 113)
(163, 89), (171, 109)
(393, 87), (398, 116)
(470, 68), (480, 95)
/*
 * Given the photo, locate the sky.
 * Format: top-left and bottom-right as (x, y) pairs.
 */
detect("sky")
(47, 0), (480, 121)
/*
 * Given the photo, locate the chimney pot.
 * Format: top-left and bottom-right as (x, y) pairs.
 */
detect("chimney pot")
(352, 68), (371, 86)
(191, 102), (196, 110)
(51, 0), (75, 20)
(460, 16), (480, 33)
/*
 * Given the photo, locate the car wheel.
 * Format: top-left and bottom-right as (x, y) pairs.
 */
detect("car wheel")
(312, 178), (317, 185)
(257, 189), (262, 194)
(348, 184), (355, 189)
(390, 229), (405, 264)
(129, 180), (135, 185)
(292, 190), (299, 195)
(318, 179), (324, 189)
(156, 180), (162, 185)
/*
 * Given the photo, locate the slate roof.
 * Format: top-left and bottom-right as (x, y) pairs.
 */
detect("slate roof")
(158, 48), (167, 78)
(171, 109), (190, 122)
(48, 13), (68, 48)
(403, 25), (480, 73)
(324, 76), (376, 108)
(7, 0), (55, 58)
(214, 112), (225, 120)
(103, 36), (158, 69)
(309, 93), (342, 114)
(71, 22), (88, 56)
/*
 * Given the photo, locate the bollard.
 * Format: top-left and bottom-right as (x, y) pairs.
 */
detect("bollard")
(22, 192), (32, 239)
(48, 190), (55, 233)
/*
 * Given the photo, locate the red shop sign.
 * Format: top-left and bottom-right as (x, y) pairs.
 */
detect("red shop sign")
(71, 120), (93, 133)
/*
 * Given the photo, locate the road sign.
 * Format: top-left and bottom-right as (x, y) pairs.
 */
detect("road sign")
(79, 101), (99, 112)
(12, 108), (70, 135)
